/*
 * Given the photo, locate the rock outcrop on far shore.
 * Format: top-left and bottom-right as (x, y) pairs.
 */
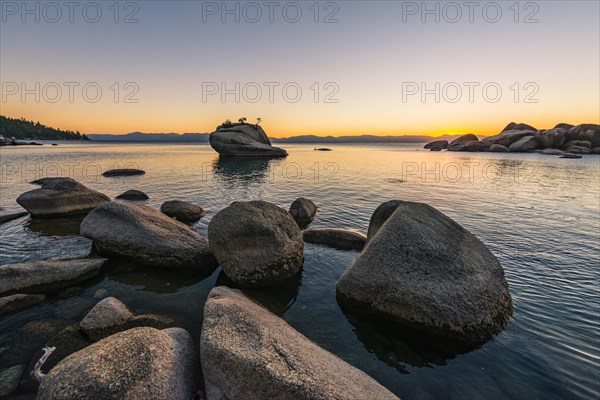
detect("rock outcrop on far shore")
(425, 123), (599, 156)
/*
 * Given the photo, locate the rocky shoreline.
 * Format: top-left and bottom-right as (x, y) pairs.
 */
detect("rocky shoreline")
(0, 171), (515, 398)
(425, 122), (600, 157)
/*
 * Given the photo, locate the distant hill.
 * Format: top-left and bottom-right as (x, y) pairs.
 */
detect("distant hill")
(0, 116), (89, 141)
(88, 132), (455, 143)
(87, 132), (210, 142)
(272, 134), (457, 144)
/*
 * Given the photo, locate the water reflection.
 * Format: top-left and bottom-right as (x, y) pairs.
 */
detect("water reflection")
(25, 216), (84, 236)
(212, 156), (273, 184)
(215, 269), (302, 316)
(338, 300), (482, 372)
(106, 261), (216, 294)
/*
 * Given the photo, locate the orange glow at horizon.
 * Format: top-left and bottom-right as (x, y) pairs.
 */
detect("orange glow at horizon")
(2, 106), (599, 139)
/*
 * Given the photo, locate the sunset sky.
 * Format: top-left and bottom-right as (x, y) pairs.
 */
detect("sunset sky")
(1, 1), (599, 137)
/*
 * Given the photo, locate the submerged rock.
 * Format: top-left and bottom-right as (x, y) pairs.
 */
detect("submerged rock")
(20, 325), (91, 393)
(115, 190), (149, 201)
(0, 258), (106, 296)
(288, 198), (317, 228)
(201, 287), (399, 400)
(160, 200), (205, 222)
(16, 178), (109, 218)
(209, 123), (287, 157)
(102, 169), (145, 177)
(208, 201), (303, 288)
(36, 327), (199, 400)
(303, 228), (366, 251)
(424, 140), (448, 150)
(337, 201), (513, 342)
(80, 297), (172, 341)
(0, 211), (29, 225)
(560, 153), (583, 159)
(0, 293), (46, 316)
(80, 201), (217, 271)
(0, 365), (25, 397)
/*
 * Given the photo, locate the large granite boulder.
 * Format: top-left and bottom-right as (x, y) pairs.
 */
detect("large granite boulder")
(501, 122), (537, 132)
(542, 148), (564, 156)
(366, 200), (402, 242)
(80, 201), (217, 271)
(16, 178), (109, 218)
(554, 123), (574, 131)
(303, 228), (366, 251)
(565, 124), (600, 147)
(424, 140), (448, 150)
(160, 200), (205, 223)
(80, 297), (172, 341)
(489, 144), (510, 153)
(36, 327), (199, 400)
(208, 201), (303, 287)
(481, 129), (536, 147)
(201, 287), (399, 400)
(209, 123), (287, 157)
(336, 201), (513, 342)
(536, 128), (566, 149)
(464, 140), (490, 152)
(508, 136), (538, 152)
(448, 134), (478, 149)
(288, 198), (317, 228)
(0, 258), (106, 296)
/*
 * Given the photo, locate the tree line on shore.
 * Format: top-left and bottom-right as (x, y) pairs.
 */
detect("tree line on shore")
(0, 116), (90, 141)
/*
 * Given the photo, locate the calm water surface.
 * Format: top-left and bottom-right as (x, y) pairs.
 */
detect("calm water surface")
(0, 143), (598, 399)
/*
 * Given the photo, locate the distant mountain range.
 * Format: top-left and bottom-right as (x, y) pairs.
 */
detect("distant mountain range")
(87, 132), (210, 142)
(87, 132), (457, 143)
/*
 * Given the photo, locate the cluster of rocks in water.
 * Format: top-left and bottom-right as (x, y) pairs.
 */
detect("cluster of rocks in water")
(0, 135), (43, 146)
(425, 122), (600, 158)
(1, 124), (518, 398)
(1, 170), (515, 398)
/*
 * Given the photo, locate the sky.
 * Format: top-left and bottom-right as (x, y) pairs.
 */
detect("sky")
(1, 0), (599, 137)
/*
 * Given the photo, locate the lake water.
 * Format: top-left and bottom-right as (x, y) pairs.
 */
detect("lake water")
(0, 143), (599, 399)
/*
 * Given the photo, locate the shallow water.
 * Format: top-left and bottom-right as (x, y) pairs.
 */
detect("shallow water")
(0, 143), (599, 399)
